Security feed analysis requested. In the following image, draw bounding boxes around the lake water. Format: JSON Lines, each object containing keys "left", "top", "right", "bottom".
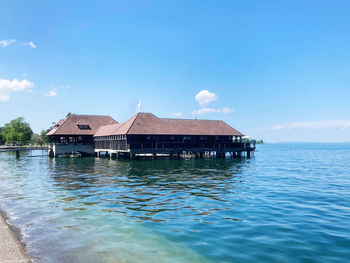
{"left": 0, "top": 143, "right": 349, "bottom": 262}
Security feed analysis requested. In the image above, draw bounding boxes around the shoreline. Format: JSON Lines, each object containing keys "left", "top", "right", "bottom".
{"left": 0, "top": 209, "right": 31, "bottom": 263}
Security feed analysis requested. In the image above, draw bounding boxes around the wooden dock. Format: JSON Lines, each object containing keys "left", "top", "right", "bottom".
{"left": 0, "top": 146, "right": 48, "bottom": 158}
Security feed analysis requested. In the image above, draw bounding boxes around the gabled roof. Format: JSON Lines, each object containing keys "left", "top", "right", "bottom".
{"left": 94, "top": 113, "right": 243, "bottom": 137}
{"left": 93, "top": 123, "right": 124, "bottom": 137}
{"left": 47, "top": 114, "right": 118, "bottom": 136}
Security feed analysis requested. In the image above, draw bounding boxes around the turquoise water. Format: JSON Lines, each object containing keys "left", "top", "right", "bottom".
{"left": 0, "top": 143, "right": 349, "bottom": 262}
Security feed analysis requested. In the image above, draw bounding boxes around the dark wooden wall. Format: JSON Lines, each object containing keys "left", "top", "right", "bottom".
{"left": 127, "top": 135, "right": 241, "bottom": 150}
{"left": 49, "top": 135, "right": 93, "bottom": 145}
{"left": 94, "top": 134, "right": 244, "bottom": 151}
{"left": 94, "top": 139, "right": 127, "bottom": 150}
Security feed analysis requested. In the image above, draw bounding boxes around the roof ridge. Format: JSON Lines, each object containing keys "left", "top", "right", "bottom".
{"left": 111, "top": 122, "right": 124, "bottom": 133}
{"left": 125, "top": 113, "right": 140, "bottom": 134}
{"left": 160, "top": 117, "right": 223, "bottom": 121}
{"left": 70, "top": 114, "right": 112, "bottom": 117}
{"left": 51, "top": 115, "right": 70, "bottom": 135}
{"left": 108, "top": 113, "right": 138, "bottom": 135}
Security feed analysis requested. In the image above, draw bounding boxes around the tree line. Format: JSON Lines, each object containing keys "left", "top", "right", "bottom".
{"left": 0, "top": 117, "right": 51, "bottom": 145}
{"left": 242, "top": 138, "right": 264, "bottom": 144}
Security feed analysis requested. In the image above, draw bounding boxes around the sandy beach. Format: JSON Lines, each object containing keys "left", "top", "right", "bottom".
{"left": 0, "top": 211, "right": 30, "bottom": 263}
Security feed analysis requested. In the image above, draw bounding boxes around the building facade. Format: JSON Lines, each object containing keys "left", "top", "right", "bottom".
{"left": 93, "top": 113, "right": 254, "bottom": 159}
{"left": 47, "top": 114, "right": 117, "bottom": 157}
{"left": 47, "top": 112, "right": 254, "bottom": 158}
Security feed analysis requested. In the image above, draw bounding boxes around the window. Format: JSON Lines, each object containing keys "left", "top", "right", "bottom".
{"left": 200, "top": 136, "right": 207, "bottom": 141}
{"left": 77, "top": 124, "right": 90, "bottom": 129}
{"left": 170, "top": 136, "right": 175, "bottom": 140}
{"left": 184, "top": 136, "right": 191, "bottom": 141}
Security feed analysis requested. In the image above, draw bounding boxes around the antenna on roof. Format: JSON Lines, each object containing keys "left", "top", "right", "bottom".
{"left": 137, "top": 100, "right": 142, "bottom": 113}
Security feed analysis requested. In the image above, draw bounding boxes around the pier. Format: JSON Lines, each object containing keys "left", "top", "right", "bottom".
{"left": 94, "top": 147, "right": 255, "bottom": 160}
{"left": 0, "top": 146, "right": 48, "bottom": 158}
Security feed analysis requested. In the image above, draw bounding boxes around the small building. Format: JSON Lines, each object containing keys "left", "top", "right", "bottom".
{"left": 94, "top": 113, "right": 254, "bottom": 159}
{"left": 47, "top": 114, "right": 117, "bottom": 157}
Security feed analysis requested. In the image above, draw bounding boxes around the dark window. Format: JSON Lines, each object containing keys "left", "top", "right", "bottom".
{"left": 77, "top": 124, "right": 90, "bottom": 129}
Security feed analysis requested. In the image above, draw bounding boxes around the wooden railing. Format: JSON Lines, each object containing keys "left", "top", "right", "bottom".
{"left": 128, "top": 142, "right": 248, "bottom": 150}
{"left": 94, "top": 140, "right": 127, "bottom": 150}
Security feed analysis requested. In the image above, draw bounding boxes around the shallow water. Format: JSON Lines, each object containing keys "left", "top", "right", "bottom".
{"left": 0, "top": 143, "right": 350, "bottom": 262}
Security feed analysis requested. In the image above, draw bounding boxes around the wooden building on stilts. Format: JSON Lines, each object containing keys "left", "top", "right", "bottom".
{"left": 93, "top": 113, "right": 255, "bottom": 159}
{"left": 47, "top": 114, "right": 117, "bottom": 157}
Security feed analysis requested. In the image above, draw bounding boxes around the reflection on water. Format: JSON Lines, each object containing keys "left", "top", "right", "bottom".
{"left": 1, "top": 144, "right": 350, "bottom": 263}
{"left": 1, "top": 152, "right": 251, "bottom": 262}
{"left": 49, "top": 158, "right": 249, "bottom": 224}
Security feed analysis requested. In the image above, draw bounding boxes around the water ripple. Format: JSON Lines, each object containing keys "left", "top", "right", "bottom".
{"left": 0, "top": 144, "right": 350, "bottom": 262}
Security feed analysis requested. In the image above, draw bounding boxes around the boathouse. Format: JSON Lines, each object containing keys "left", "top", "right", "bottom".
{"left": 93, "top": 113, "right": 254, "bottom": 159}
{"left": 47, "top": 114, "right": 117, "bottom": 157}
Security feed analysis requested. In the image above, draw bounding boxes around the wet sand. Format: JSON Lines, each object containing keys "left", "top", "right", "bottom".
{"left": 0, "top": 212, "right": 30, "bottom": 263}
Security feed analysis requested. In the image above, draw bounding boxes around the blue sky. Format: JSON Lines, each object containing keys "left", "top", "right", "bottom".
{"left": 1, "top": 0, "right": 350, "bottom": 142}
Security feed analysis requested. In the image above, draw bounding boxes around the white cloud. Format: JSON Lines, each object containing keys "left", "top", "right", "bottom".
{"left": 193, "top": 89, "right": 234, "bottom": 116}
{"left": 192, "top": 107, "right": 234, "bottom": 115}
{"left": 273, "top": 120, "right": 350, "bottom": 130}
{"left": 0, "top": 39, "right": 37, "bottom": 48}
{"left": 137, "top": 100, "right": 142, "bottom": 112}
{"left": 23, "top": 41, "right": 37, "bottom": 48}
{"left": 0, "top": 39, "right": 16, "bottom": 47}
{"left": 172, "top": 112, "right": 183, "bottom": 117}
{"left": 195, "top": 90, "right": 218, "bottom": 107}
{"left": 42, "top": 84, "right": 69, "bottom": 97}
{"left": 0, "top": 78, "right": 34, "bottom": 101}
{"left": 45, "top": 89, "right": 57, "bottom": 97}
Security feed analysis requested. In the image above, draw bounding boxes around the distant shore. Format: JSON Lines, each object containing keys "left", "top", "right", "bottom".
{"left": 0, "top": 209, "right": 31, "bottom": 262}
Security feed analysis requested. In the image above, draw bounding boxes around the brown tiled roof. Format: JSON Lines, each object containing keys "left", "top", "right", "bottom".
{"left": 94, "top": 123, "right": 124, "bottom": 137}
{"left": 47, "top": 114, "right": 118, "bottom": 136}
{"left": 94, "top": 113, "right": 243, "bottom": 137}
{"left": 57, "top": 119, "right": 65, "bottom": 126}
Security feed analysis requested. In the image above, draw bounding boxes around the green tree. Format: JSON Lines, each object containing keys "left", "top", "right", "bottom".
{"left": 40, "top": 129, "right": 50, "bottom": 143}
{"left": 39, "top": 121, "right": 57, "bottom": 144}
{"left": 241, "top": 137, "right": 264, "bottom": 144}
{"left": 31, "top": 133, "right": 41, "bottom": 144}
{"left": 0, "top": 127, "right": 3, "bottom": 144}
{"left": 2, "top": 117, "right": 33, "bottom": 144}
